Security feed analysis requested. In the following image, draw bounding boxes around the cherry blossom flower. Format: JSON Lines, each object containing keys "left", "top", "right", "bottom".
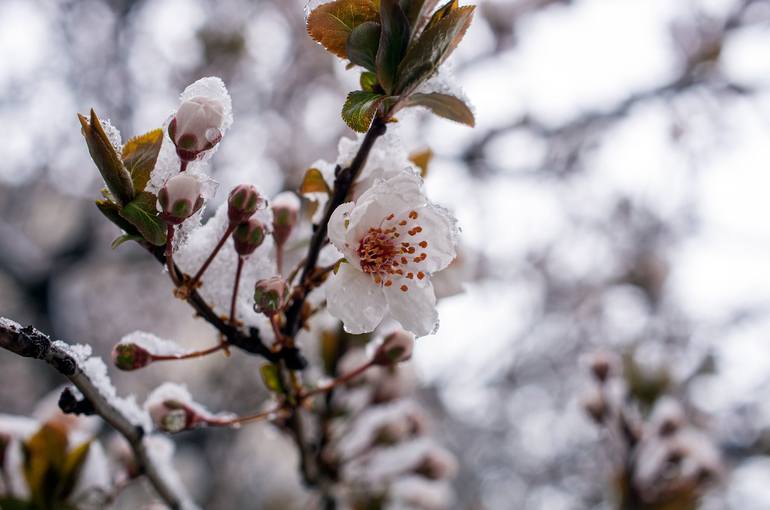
{"left": 326, "top": 171, "right": 458, "bottom": 336}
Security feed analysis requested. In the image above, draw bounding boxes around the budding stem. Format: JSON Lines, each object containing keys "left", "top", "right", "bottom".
{"left": 276, "top": 244, "right": 284, "bottom": 275}
{"left": 229, "top": 256, "right": 244, "bottom": 326}
{"left": 210, "top": 405, "right": 287, "bottom": 427}
{"left": 165, "top": 225, "right": 180, "bottom": 286}
{"left": 302, "top": 359, "right": 376, "bottom": 399}
{"left": 151, "top": 343, "right": 225, "bottom": 362}
{"left": 188, "top": 224, "right": 237, "bottom": 289}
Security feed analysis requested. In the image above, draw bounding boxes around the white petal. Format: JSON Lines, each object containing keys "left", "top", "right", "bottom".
{"left": 415, "top": 203, "right": 458, "bottom": 273}
{"left": 326, "top": 263, "right": 386, "bottom": 334}
{"left": 383, "top": 277, "right": 438, "bottom": 337}
{"left": 328, "top": 202, "right": 356, "bottom": 260}
{"left": 352, "top": 170, "right": 427, "bottom": 228}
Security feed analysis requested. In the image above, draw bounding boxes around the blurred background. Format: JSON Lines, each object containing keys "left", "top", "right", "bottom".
{"left": 2, "top": 0, "right": 770, "bottom": 508}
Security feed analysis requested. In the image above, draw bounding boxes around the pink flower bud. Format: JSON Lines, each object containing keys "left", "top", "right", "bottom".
{"left": 253, "top": 276, "right": 289, "bottom": 315}
{"left": 271, "top": 191, "right": 300, "bottom": 247}
{"left": 148, "top": 400, "right": 196, "bottom": 433}
{"left": 373, "top": 330, "right": 415, "bottom": 366}
{"left": 227, "top": 184, "right": 264, "bottom": 225}
{"left": 168, "top": 96, "right": 225, "bottom": 162}
{"left": 232, "top": 218, "right": 267, "bottom": 256}
{"left": 112, "top": 343, "right": 153, "bottom": 371}
{"left": 158, "top": 174, "right": 204, "bottom": 225}
{"left": 416, "top": 447, "right": 459, "bottom": 480}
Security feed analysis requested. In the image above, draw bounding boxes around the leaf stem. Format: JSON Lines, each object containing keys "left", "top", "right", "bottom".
{"left": 230, "top": 256, "right": 245, "bottom": 326}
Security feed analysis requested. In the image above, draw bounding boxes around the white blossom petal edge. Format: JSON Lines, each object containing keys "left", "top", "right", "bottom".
{"left": 326, "top": 171, "right": 458, "bottom": 336}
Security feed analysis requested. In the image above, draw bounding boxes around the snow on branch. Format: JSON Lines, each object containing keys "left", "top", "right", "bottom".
{"left": 0, "top": 316, "right": 198, "bottom": 510}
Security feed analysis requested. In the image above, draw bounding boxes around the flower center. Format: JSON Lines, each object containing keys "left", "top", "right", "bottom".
{"left": 354, "top": 210, "right": 430, "bottom": 292}
{"left": 357, "top": 227, "right": 398, "bottom": 277}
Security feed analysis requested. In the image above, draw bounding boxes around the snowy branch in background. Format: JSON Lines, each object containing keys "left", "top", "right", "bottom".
{"left": 0, "top": 317, "right": 197, "bottom": 510}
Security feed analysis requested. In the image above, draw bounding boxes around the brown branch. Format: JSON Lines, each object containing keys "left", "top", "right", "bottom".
{"left": 148, "top": 246, "right": 278, "bottom": 363}
{"left": 283, "top": 116, "right": 388, "bottom": 338}
{"left": 0, "top": 317, "right": 192, "bottom": 510}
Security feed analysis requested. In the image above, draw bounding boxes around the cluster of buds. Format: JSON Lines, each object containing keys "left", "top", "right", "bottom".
{"left": 168, "top": 96, "right": 225, "bottom": 162}
{"left": 158, "top": 174, "right": 204, "bottom": 225}
{"left": 581, "top": 351, "right": 722, "bottom": 507}
{"left": 253, "top": 276, "right": 289, "bottom": 315}
{"left": 323, "top": 346, "right": 458, "bottom": 509}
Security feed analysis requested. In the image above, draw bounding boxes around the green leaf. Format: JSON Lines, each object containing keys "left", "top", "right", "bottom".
{"left": 260, "top": 364, "right": 285, "bottom": 394}
{"left": 122, "top": 129, "right": 163, "bottom": 193}
{"left": 394, "top": 5, "right": 474, "bottom": 94}
{"left": 376, "top": 0, "right": 411, "bottom": 94}
{"left": 360, "top": 71, "right": 380, "bottom": 92}
{"left": 347, "top": 21, "right": 381, "bottom": 72}
{"left": 409, "top": 147, "right": 434, "bottom": 177}
{"left": 422, "top": 0, "right": 457, "bottom": 33}
{"left": 119, "top": 192, "right": 167, "bottom": 246}
{"left": 111, "top": 233, "right": 144, "bottom": 249}
{"left": 406, "top": 92, "right": 475, "bottom": 126}
{"left": 78, "top": 109, "right": 134, "bottom": 206}
{"left": 306, "top": 0, "right": 379, "bottom": 59}
{"left": 0, "top": 497, "right": 38, "bottom": 510}
{"left": 95, "top": 199, "right": 140, "bottom": 235}
{"left": 57, "top": 441, "right": 91, "bottom": 499}
{"left": 300, "top": 168, "right": 331, "bottom": 197}
{"left": 22, "top": 422, "right": 69, "bottom": 506}
{"left": 341, "top": 91, "right": 388, "bottom": 132}
{"left": 406, "top": 0, "right": 441, "bottom": 38}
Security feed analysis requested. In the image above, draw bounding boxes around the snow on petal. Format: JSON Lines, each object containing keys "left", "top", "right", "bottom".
{"left": 326, "top": 262, "right": 387, "bottom": 335}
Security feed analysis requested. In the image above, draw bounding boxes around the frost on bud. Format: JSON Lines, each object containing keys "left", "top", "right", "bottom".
{"left": 168, "top": 96, "right": 225, "bottom": 162}
{"left": 112, "top": 343, "right": 152, "bottom": 371}
{"left": 158, "top": 174, "right": 204, "bottom": 224}
{"left": 148, "top": 400, "right": 196, "bottom": 433}
{"left": 253, "top": 276, "right": 289, "bottom": 315}
{"left": 271, "top": 191, "right": 300, "bottom": 247}
{"left": 232, "top": 218, "right": 267, "bottom": 256}
{"left": 374, "top": 331, "right": 415, "bottom": 366}
{"left": 228, "top": 184, "right": 264, "bottom": 225}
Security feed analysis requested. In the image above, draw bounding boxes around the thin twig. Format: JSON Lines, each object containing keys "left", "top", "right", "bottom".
{"left": 0, "top": 317, "right": 191, "bottom": 510}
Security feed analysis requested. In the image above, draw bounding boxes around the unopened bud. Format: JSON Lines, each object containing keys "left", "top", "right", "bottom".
{"left": 416, "top": 448, "right": 459, "bottom": 480}
{"left": 253, "top": 276, "right": 289, "bottom": 315}
{"left": 168, "top": 96, "right": 225, "bottom": 162}
{"left": 158, "top": 174, "right": 204, "bottom": 224}
{"left": 112, "top": 343, "right": 153, "bottom": 371}
{"left": 271, "top": 191, "right": 300, "bottom": 246}
{"left": 232, "top": 218, "right": 266, "bottom": 256}
{"left": 148, "top": 400, "right": 196, "bottom": 433}
{"left": 373, "top": 331, "right": 415, "bottom": 366}
{"left": 582, "top": 389, "right": 606, "bottom": 424}
{"left": 587, "top": 351, "right": 619, "bottom": 384}
{"left": 228, "top": 184, "right": 264, "bottom": 225}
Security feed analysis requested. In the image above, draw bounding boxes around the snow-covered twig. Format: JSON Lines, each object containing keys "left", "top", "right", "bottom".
{"left": 0, "top": 316, "right": 195, "bottom": 510}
